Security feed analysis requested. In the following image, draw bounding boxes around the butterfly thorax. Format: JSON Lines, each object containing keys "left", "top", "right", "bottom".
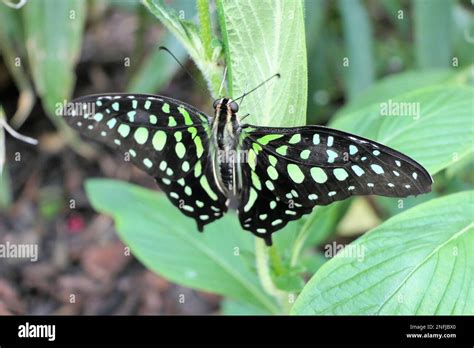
{"left": 210, "top": 98, "right": 243, "bottom": 202}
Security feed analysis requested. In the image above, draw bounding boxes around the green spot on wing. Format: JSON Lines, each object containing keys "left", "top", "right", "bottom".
{"left": 289, "top": 134, "right": 301, "bottom": 144}
{"left": 199, "top": 176, "right": 218, "bottom": 201}
{"left": 178, "top": 106, "right": 193, "bottom": 126}
{"left": 118, "top": 124, "right": 130, "bottom": 137}
{"left": 187, "top": 127, "right": 197, "bottom": 139}
{"left": 268, "top": 155, "right": 277, "bottom": 167}
{"left": 194, "top": 161, "right": 202, "bottom": 177}
{"left": 152, "top": 131, "right": 167, "bottom": 151}
{"left": 257, "top": 134, "right": 284, "bottom": 145}
{"left": 252, "top": 142, "right": 262, "bottom": 153}
{"left": 349, "top": 144, "right": 358, "bottom": 155}
{"left": 93, "top": 113, "right": 103, "bottom": 122}
{"left": 267, "top": 166, "right": 278, "bottom": 180}
{"left": 168, "top": 116, "right": 177, "bottom": 127}
{"left": 127, "top": 111, "right": 136, "bottom": 122}
{"left": 287, "top": 164, "right": 305, "bottom": 184}
{"left": 352, "top": 165, "right": 365, "bottom": 176}
{"left": 149, "top": 115, "right": 158, "bottom": 124}
{"left": 248, "top": 149, "right": 257, "bottom": 171}
{"left": 143, "top": 158, "right": 153, "bottom": 168}
{"left": 175, "top": 142, "right": 186, "bottom": 159}
{"left": 194, "top": 136, "right": 204, "bottom": 158}
{"left": 371, "top": 164, "right": 384, "bottom": 174}
{"left": 244, "top": 188, "right": 258, "bottom": 212}
{"left": 251, "top": 172, "right": 262, "bottom": 190}
{"left": 162, "top": 103, "right": 170, "bottom": 113}
{"left": 333, "top": 168, "right": 349, "bottom": 181}
{"left": 106, "top": 118, "right": 117, "bottom": 129}
{"left": 326, "top": 149, "right": 338, "bottom": 163}
{"left": 134, "top": 127, "right": 149, "bottom": 144}
{"left": 276, "top": 145, "right": 288, "bottom": 156}
{"left": 311, "top": 167, "right": 328, "bottom": 183}
{"left": 300, "top": 149, "right": 311, "bottom": 159}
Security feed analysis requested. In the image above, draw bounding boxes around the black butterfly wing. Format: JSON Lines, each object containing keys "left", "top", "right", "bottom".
{"left": 63, "top": 93, "right": 227, "bottom": 229}
{"left": 238, "top": 125, "right": 433, "bottom": 245}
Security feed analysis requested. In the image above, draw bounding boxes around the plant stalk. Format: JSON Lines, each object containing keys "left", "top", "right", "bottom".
{"left": 290, "top": 209, "right": 319, "bottom": 267}
{"left": 255, "top": 238, "right": 290, "bottom": 313}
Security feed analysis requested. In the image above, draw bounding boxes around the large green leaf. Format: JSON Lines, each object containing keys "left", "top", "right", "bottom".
{"left": 85, "top": 179, "right": 279, "bottom": 314}
{"left": 0, "top": 4, "right": 34, "bottom": 127}
{"left": 221, "top": 298, "right": 270, "bottom": 315}
{"left": 337, "top": 0, "right": 375, "bottom": 100}
{"left": 216, "top": 0, "right": 307, "bottom": 126}
{"left": 127, "top": 0, "right": 196, "bottom": 93}
{"left": 414, "top": 0, "right": 452, "bottom": 69}
{"left": 292, "top": 190, "right": 474, "bottom": 315}
{"left": 335, "top": 69, "right": 456, "bottom": 116}
{"left": 142, "top": 0, "right": 223, "bottom": 95}
{"left": 22, "top": 0, "right": 86, "bottom": 116}
{"left": 126, "top": 34, "right": 187, "bottom": 94}
{"left": 330, "top": 85, "right": 474, "bottom": 175}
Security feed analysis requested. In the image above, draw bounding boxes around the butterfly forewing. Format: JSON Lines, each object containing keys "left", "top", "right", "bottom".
{"left": 238, "top": 125, "right": 432, "bottom": 244}
{"left": 63, "top": 93, "right": 228, "bottom": 230}
{"left": 63, "top": 94, "right": 210, "bottom": 180}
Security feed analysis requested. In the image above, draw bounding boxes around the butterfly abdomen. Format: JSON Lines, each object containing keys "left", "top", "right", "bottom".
{"left": 212, "top": 98, "right": 242, "bottom": 196}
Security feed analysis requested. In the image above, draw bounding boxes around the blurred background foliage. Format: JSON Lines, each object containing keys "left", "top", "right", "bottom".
{"left": 0, "top": 0, "right": 473, "bottom": 315}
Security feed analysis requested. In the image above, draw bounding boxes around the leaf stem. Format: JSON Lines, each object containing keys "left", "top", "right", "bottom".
{"left": 255, "top": 238, "right": 289, "bottom": 313}
{"left": 197, "top": 0, "right": 213, "bottom": 60}
{"left": 215, "top": 0, "right": 233, "bottom": 96}
{"left": 0, "top": 114, "right": 38, "bottom": 145}
{"left": 290, "top": 209, "right": 319, "bottom": 267}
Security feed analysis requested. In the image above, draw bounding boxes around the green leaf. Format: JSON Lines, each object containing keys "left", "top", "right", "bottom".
{"left": 272, "top": 267, "right": 305, "bottom": 292}
{"left": 452, "top": 4, "right": 474, "bottom": 70}
{"left": 330, "top": 85, "right": 474, "bottom": 175}
{"left": 288, "top": 201, "right": 351, "bottom": 268}
{"left": 21, "top": 0, "right": 94, "bottom": 157}
{"left": 127, "top": 0, "right": 197, "bottom": 94}
{"left": 220, "top": 298, "right": 270, "bottom": 315}
{"left": 337, "top": 0, "right": 375, "bottom": 100}
{"left": 22, "top": 0, "right": 86, "bottom": 116}
{"left": 0, "top": 5, "right": 35, "bottom": 127}
{"left": 0, "top": 167, "right": 12, "bottom": 211}
{"left": 335, "top": 69, "right": 456, "bottom": 116}
{"left": 196, "top": 0, "right": 213, "bottom": 60}
{"left": 216, "top": 0, "right": 307, "bottom": 127}
{"left": 85, "top": 178, "right": 279, "bottom": 314}
{"left": 292, "top": 190, "right": 474, "bottom": 315}
{"left": 142, "top": 0, "right": 223, "bottom": 95}
{"left": 414, "top": 0, "right": 452, "bottom": 69}
{"left": 126, "top": 32, "right": 187, "bottom": 94}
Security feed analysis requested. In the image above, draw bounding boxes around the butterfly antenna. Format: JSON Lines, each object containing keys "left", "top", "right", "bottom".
{"left": 159, "top": 46, "right": 213, "bottom": 99}
{"left": 218, "top": 66, "right": 228, "bottom": 97}
{"left": 234, "top": 73, "right": 280, "bottom": 103}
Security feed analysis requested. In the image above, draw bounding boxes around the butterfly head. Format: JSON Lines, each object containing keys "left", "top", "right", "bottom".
{"left": 213, "top": 98, "right": 239, "bottom": 114}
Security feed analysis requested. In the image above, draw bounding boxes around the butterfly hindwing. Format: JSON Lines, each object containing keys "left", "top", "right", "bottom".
{"left": 238, "top": 125, "right": 433, "bottom": 244}
{"left": 63, "top": 93, "right": 227, "bottom": 230}
{"left": 155, "top": 159, "right": 228, "bottom": 231}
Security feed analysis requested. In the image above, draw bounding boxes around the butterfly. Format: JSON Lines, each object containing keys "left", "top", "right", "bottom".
{"left": 63, "top": 92, "right": 432, "bottom": 245}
